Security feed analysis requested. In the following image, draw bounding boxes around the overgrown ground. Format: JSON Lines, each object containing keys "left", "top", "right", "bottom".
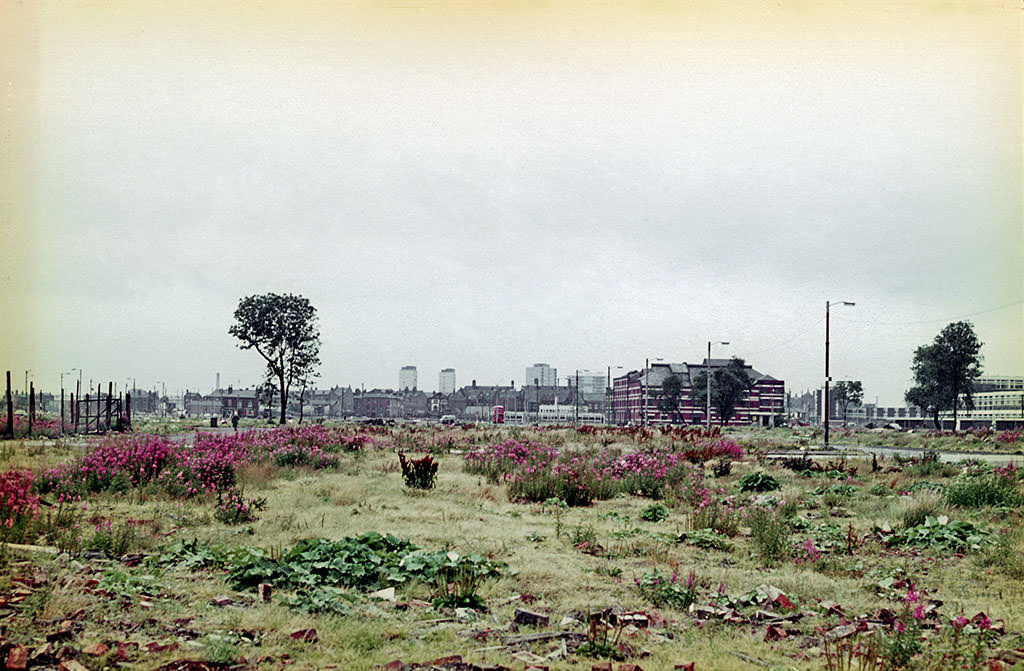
{"left": 1, "top": 421, "right": 1022, "bottom": 671}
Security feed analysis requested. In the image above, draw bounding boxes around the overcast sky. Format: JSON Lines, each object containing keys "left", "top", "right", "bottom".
{"left": 2, "top": 1, "right": 1021, "bottom": 406}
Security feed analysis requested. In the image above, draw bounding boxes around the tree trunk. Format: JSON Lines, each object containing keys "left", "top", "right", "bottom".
{"left": 932, "top": 408, "right": 941, "bottom": 430}
{"left": 278, "top": 372, "right": 287, "bottom": 425}
{"left": 298, "top": 384, "right": 306, "bottom": 424}
{"left": 952, "top": 380, "right": 959, "bottom": 431}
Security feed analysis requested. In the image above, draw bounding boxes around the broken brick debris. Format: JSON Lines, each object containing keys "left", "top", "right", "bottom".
{"left": 288, "top": 628, "right": 318, "bottom": 643}
{"left": 58, "top": 661, "right": 89, "bottom": 671}
{"left": 513, "top": 608, "right": 550, "bottom": 627}
{"left": 6, "top": 645, "right": 28, "bottom": 671}
{"left": 82, "top": 642, "right": 109, "bottom": 656}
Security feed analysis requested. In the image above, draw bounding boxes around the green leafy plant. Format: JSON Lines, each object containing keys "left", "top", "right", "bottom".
{"left": 214, "top": 487, "right": 266, "bottom": 525}
{"left": 96, "top": 568, "right": 166, "bottom": 598}
{"left": 886, "top": 515, "right": 988, "bottom": 552}
{"left": 639, "top": 503, "right": 669, "bottom": 522}
{"left": 151, "top": 537, "right": 229, "bottom": 569}
{"left": 680, "top": 528, "right": 733, "bottom": 551}
{"left": 400, "top": 550, "right": 506, "bottom": 611}
{"left": 634, "top": 568, "right": 701, "bottom": 610}
{"left": 571, "top": 524, "right": 598, "bottom": 546}
{"left": 739, "top": 471, "right": 780, "bottom": 492}
{"left": 282, "top": 585, "right": 358, "bottom": 614}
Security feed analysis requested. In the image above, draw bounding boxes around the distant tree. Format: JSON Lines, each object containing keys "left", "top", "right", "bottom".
{"left": 832, "top": 380, "right": 864, "bottom": 427}
{"left": 691, "top": 358, "right": 752, "bottom": 426}
{"left": 659, "top": 374, "right": 684, "bottom": 422}
{"left": 229, "top": 293, "right": 321, "bottom": 425}
{"left": 904, "top": 321, "right": 983, "bottom": 430}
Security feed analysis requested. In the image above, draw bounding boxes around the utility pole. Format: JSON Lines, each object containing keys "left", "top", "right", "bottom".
{"left": 824, "top": 300, "right": 855, "bottom": 449}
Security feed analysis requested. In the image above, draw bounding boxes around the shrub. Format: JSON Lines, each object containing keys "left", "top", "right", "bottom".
{"left": 692, "top": 498, "right": 743, "bottom": 537}
{"left": 747, "top": 505, "right": 791, "bottom": 565}
{"left": 213, "top": 487, "right": 266, "bottom": 525}
{"left": 83, "top": 518, "right": 139, "bottom": 555}
{"left": 975, "top": 527, "right": 1024, "bottom": 579}
{"left": 995, "top": 429, "right": 1022, "bottom": 444}
{"left": 398, "top": 452, "right": 438, "bottom": 490}
{"left": 639, "top": 503, "right": 669, "bottom": 522}
{"left": 946, "top": 471, "right": 1021, "bottom": 509}
{"left": 634, "top": 569, "right": 701, "bottom": 610}
{"left": 0, "top": 470, "right": 41, "bottom": 543}
{"left": 738, "top": 471, "right": 780, "bottom": 492}
{"left": 792, "top": 539, "right": 822, "bottom": 565}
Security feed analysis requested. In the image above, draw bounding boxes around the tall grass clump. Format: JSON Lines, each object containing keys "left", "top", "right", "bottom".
{"left": 747, "top": 503, "right": 791, "bottom": 565}
{"left": 946, "top": 463, "right": 1022, "bottom": 509}
{"left": 901, "top": 491, "right": 947, "bottom": 529}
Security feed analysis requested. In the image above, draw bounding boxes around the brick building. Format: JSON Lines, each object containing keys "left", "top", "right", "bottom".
{"left": 611, "top": 359, "right": 784, "bottom": 427}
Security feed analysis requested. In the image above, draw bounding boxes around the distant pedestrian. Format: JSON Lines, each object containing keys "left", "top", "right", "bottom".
{"left": 231, "top": 411, "right": 239, "bottom": 432}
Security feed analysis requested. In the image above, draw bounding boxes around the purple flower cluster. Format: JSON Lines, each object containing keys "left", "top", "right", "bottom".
{"left": 464, "top": 437, "right": 742, "bottom": 506}
{"left": 0, "top": 470, "right": 40, "bottom": 529}
{"left": 2, "top": 414, "right": 64, "bottom": 439}
{"left": 996, "top": 429, "right": 1022, "bottom": 444}
{"left": 35, "top": 425, "right": 379, "bottom": 500}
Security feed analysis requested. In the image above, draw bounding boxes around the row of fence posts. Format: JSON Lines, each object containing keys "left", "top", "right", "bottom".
{"left": 2, "top": 369, "right": 131, "bottom": 438}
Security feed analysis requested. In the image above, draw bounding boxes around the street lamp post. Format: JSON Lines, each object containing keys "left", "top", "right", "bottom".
{"left": 824, "top": 300, "right": 855, "bottom": 449}
{"left": 574, "top": 370, "right": 579, "bottom": 426}
{"left": 706, "top": 341, "right": 729, "bottom": 432}
{"left": 606, "top": 365, "right": 623, "bottom": 425}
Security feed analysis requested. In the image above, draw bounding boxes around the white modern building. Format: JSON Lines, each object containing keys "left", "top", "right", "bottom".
{"left": 572, "top": 372, "right": 607, "bottom": 395}
{"left": 943, "top": 376, "right": 1024, "bottom": 428}
{"left": 439, "top": 368, "right": 456, "bottom": 395}
{"left": 525, "top": 363, "right": 557, "bottom": 387}
{"left": 399, "top": 366, "right": 418, "bottom": 391}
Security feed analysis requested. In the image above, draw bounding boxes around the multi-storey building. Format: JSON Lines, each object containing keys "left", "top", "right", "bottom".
{"left": 354, "top": 390, "right": 405, "bottom": 418}
{"left": 399, "top": 366, "right": 418, "bottom": 391}
{"left": 611, "top": 359, "right": 785, "bottom": 427}
{"left": 571, "top": 372, "right": 607, "bottom": 395}
{"left": 439, "top": 368, "right": 456, "bottom": 395}
{"left": 525, "top": 363, "right": 557, "bottom": 387}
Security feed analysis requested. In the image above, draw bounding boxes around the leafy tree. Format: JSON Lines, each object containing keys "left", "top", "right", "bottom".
{"left": 832, "top": 380, "right": 863, "bottom": 427}
{"left": 229, "top": 293, "right": 321, "bottom": 425}
{"left": 691, "top": 358, "right": 752, "bottom": 426}
{"left": 658, "top": 374, "right": 684, "bottom": 422}
{"left": 904, "top": 321, "right": 983, "bottom": 429}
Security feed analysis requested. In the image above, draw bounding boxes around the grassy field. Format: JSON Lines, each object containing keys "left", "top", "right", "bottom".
{"left": 1, "top": 421, "right": 1022, "bottom": 671}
